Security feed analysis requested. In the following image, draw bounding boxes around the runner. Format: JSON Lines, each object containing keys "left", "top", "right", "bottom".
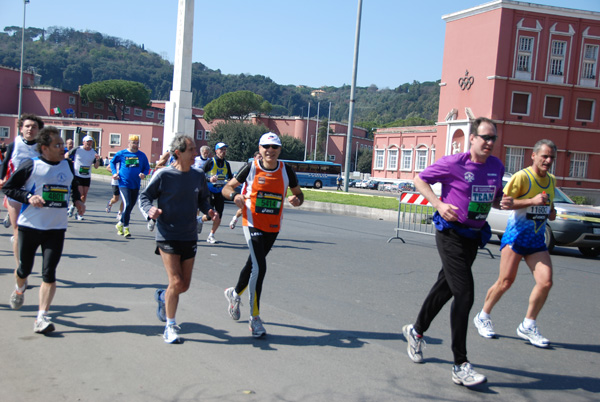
{"left": 474, "top": 139, "right": 557, "bottom": 348}
{"left": 3, "top": 126, "right": 84, "bottom": 334}
{"left": 105, "top": 160, "right": 123, "bottom": 221}
{"left": 221, "top": 132, "right": 304, "bottom": 337}
{"left": 0, "top": 114, "right": 44, "bottom": 267}
{"left": 202, "top": 142, "right": 233, "bottom": 243}
{"left": 109, "top": 135, "right": 150, "bottom": 238}
{"left": 193, "top": 145, "right": 211, "bottom": 170}
{"left": 401, "top": 117, "right": 512, "bottom": 386}
{"left": 139, "top": 134, "right": 216, "bottom": 343}
{"left": 67, "top": 135, "right": 100, "bottom": 220}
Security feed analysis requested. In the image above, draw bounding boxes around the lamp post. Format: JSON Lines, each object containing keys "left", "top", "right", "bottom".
{"left": 17, "top": 0, "right": 30, "bottom": 119}
{"left": 355, "top": 141, "right": 359, "bottom": 171}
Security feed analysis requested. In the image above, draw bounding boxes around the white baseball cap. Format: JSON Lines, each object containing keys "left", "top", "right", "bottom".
{"left": 82, "top": 135, "right": 94, "bottom": 143}
{"left": 215, "top": 142, "right": 228, "bottom": 150}
{"left": 259, "top": 132, "right": 282, "bottom": 147}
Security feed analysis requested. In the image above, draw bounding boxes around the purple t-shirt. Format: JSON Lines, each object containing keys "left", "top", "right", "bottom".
{"left": 419, "top": 152, "right": 504, "bottom": 229}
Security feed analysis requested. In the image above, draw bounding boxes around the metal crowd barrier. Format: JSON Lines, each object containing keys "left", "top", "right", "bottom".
{"left": 388, "top": 191, "right": 494, "bottom": 259}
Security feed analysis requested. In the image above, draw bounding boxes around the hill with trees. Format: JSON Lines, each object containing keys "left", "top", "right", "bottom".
{"left": 0, "top": 26, "right": 439, "bottom": 128}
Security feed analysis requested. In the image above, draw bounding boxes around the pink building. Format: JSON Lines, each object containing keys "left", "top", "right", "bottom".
{"left": 374, "top": 0, "right": 600, "bottom": 197}
{"left": 0, "top": 65, "right": 370, "bottom": 166}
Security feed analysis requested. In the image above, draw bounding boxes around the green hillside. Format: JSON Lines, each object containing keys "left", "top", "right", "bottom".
{"left": 0, "top": 26, "right": 439, "bottom": 127}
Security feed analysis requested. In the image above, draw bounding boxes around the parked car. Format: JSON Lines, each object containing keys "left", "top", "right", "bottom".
{"left": 397, "top": 182, "right": 416, "bottom": 192}
{"left": 367, "top": 180, "right": 380, "bottom": 190}
{"left": 487, "top": 177, "right": 600, "bottom": 257}
{"left": 348, "top": 179, "right": 358, "bottom": 188}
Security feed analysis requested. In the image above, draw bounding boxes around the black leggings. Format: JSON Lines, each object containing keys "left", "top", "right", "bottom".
{"left": 414, "top": 228, "right": 479, "bottom": 365}
{"left": 235, "top": 227, "right": 278, "bottom": 317}
{"left": 17, "top": 227, "right": 65, "bottom": 283}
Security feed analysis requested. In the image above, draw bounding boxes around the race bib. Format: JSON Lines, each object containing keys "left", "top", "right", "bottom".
{"left": 255, "top": 191, "right": 283, "bottom": 215}
{"left": 468, "top": 185, "right": 495, "bottom": 220}
{"left": 526, "top": 205, "right": 550, "bottom": 221}
{"left": 79, "top": 165, "right": 91, "bottom": 175}
{"left": 42, "top": 184, "right": 68, "bottom": 208}
{"left": 125, "top": 156, "right": 140, "bottom": 167}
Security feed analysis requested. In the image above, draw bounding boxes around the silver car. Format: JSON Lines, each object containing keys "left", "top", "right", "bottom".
{"left": 487, "top": 179, "right": 600, "bottom": 257}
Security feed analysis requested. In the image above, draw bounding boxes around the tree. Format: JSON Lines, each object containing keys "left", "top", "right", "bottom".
{"left": 279, "top": 135, "right": 305, "bottom": 161}
{"left": 356, "top": 149, "right": 372, "bottom": 174}
{"left": 80, "top": 79, "right": 151, "bottom": 120}
{"left": 203, "top": 90, "right": 272, "bottom": 123}
{"left": 209, "top": 121, "right": 269, "bottom": 161}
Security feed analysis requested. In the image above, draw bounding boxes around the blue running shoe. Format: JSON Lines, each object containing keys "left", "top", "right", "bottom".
{"left": 154, "top": 289, "right": 166, "bottom": 322}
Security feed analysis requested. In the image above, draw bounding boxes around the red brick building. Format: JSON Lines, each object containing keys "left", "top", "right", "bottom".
{"left": 373, "top": 0, "right": 600, "bottom": 199}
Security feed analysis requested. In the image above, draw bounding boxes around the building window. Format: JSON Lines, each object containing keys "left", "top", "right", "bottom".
{"left": 0, "top": 126, "right": 10, "bottom": 138}
{"left": 107, "top": 116, "right": 116, "bottom": 121}
{"left": 328, "top": 155, "right": 336, "bottom": 161}
{"left": 204, "top": 130, "right": 210, "bottom": 140}
{"left": 387, "top": 149, "right": 398, "bottom": 170}
{"left": 146, "top": 111, "right": 155, "bottom": 118}
{"left": 80, "top": 112, "right": 89, "bottom": 118}
{"left": 69, "top": 96, "right": 76, "bottom": 105}
{"left": 505, "top": 147, "right": 525, "bottom": 174}
{"left": 157, "top": 113, "right": 164, "bottom": 120}
{"left": 94, "top": 102, "right": 104, "bottom": 109}
{"left": 134, "top": 108, "right": 143, "bottom": 117}
{"left": 544, "top": 96, "right": 563, "bottom": 119}
{"left": 582, "top": 44, "right": 598, "bottom": 79}
{"left": 374, "top": 149, "right": 384, "bottom": 169}
{"left": 576, "top": 99, "right": 594, "bottom": 121}
{"left": 124, "top": 106, "right": 130, "bottom": 115}
{"left": 549, "top": 40, "right": 566, "bottom": 76}
{"left": 110, "top": 133, "right": 121, "bottom": 146}
{"left": 196, "top": 130, "right": 203, "bottom": 140}
{"left": 511, "top": 92, "right": 531, "bottom": 115}
{"left": 93, "top": 114, "right": 103, "bottom": 119}
{"left": 517, "top": 36, "right": 534, "bottom": 72}
{"left": 401, "top": 149, "right": 413, "bottom": 171}
{"left": 81, "top": 98, "right": 89, "bottom": 107}
{"left": 569, "top": 152, "right": 588, "bottom": 178}
{"left": 415, "top": 148, "right": 428, "bottom": 171}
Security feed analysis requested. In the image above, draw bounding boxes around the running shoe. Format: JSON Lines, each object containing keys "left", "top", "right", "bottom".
{"left": 154, "top": 289, "right": 166, "bottom": 322}
{"left": 207, "top": 234, "right": 216, "bottom": 244}
{"left": 452, "top": 362, "right": 487, "bottom": 387}
{"left": 147, "top": 219, "right": 155, "bottom": 232}
{"left": 10, "top": 289, "right": 25, "bottom": 310}
{"left": 2, "top": 215, "right": 11, "bottom": 228}
{"left": 249, "top": 316, "right": 266, "bottom": 337}
{"left": 68, "top": 205, "right": 75, "bottom": 217}
{"left": 76, "top": 214, "right": 84, "bottom": 221}
{"left": 229, "top": 216, "right": 238, "bottom": 230}
{"left": 517, "top": 323, "right": 549, "bottom": 348}
{"left": 402, "top": 324, "right": 425, "bottom": 363}
{"left": 473, "top": 313, "right": 496, "bottom": 338}
{"left": 163, "top": 324, "right": 181, "bottom": 344}
{"left": 197, "top": 217, "right": 203, "bottom": 234}
{"left": 123, "top": 227, "right": 131, "bottom": 238}
{"left": 116, "top": 222, "right": 124, "bottom": 236}
{"left": 224, "top": 287, "right": 241, "bottom": 320}
{"left": 106, "top": 200, "right": 112, "bottom": 213}
{"left": 33, "top": 316, "right": 55, "bottom": 334}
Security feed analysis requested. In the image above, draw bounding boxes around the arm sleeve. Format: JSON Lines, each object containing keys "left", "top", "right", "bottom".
{"left": 142, "top": 154, "right": 150, "bottom": 175}
{"left": 2, "top": 158, "right": 34, "bottom": 202}
{"left": 284, "top": 164, "right": 299, "bottom": 188}
{"left": 234, "top": 162, "right": 252, "bottom": 184}
{"left": 203, "top": 159, "right": 214, "bottom": 174}
{"left": 109, "top": 153, "right": 119, "bottom": 175}
{"left": 226, "top": 161, "right": 234, "bottom": 180}
{"left": 138, "top": 171, "right": 160, "bottom": 219}
{"left": 0, "top": 143, "right": 15, "bottom": 179}
{"left": 68, "top": 147, "right": 77, "bottom": 161}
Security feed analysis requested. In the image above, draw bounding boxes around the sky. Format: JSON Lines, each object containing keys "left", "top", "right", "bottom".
{"left": 2, "top": 0, "right": 600, "bottom": 89}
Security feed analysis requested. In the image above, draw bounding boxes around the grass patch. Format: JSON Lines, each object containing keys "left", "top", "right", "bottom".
{"left": 297, "top": 189, "right": 399, "bottom": 210}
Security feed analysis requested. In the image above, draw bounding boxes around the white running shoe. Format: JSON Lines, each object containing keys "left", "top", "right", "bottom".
{"left": 452, "top": 362, "right": 487, "bottom": 387}
{"left": 68, "top": 205, "right": 75, "bottom": 217}
{"left": 105, "top": 201, "right": 112, "bottom": 213}
{"left": 2, "top": 215, "right": 11, "bottom": 228}
{"left": 473, "top": 314, "right": 496, "bottom": 338}
{"left": 163, "top": 324, "right": 181, "bottom": 344}
{"left": 224, "top": 287, "right": 241, "bottom": 320}
{"left": 76, "top": 214, "right": 84, "bottom": 221}
{"left": 147, "top": 219, "right": 155, "bottom": 232}
{"left": 517, "top": 323, "right": 549, "bottom": 348}
{"left": 207, "top": 234, "right": 216, "bottom": 244}
{"left": 34, "top": 316, "right": 55, "bottom": 334}
{"left": 402, "top": 324, "right": 425, "bottom": 363}
{"left": 10, "top": 289, "right": 25, "bottom": 310}
{"left": 249, "top": 316, "right": 266, "bottom": 337}
{"left": 229, "top": 216, "right": 238, "bottom": 229}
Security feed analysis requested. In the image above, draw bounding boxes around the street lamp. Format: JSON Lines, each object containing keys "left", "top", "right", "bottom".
{"left": 355, "top": 141, "right": 359, "bottom": 171}
{"left": 17, "top": 0, "right": 30, "bottom": 119}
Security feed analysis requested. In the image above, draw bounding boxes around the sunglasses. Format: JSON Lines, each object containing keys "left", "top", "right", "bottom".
{"left": 262, "top": 145, "right": 280, "bottom": 149}
{"left": 476, "top": 134, "right": 498, "bottom": 142}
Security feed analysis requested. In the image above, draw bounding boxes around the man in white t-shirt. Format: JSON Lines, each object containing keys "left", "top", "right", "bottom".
{"left": 67, "top": 135, "right": 100, "bottom": 220}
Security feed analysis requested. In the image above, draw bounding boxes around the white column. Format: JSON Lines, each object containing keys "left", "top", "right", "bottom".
{"left": 163, "top": 0, "right": 195, "bottom": 153}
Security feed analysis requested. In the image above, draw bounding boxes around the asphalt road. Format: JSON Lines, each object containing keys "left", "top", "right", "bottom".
{"left": 0, "top": 180, "right": 598, "bottom": 402}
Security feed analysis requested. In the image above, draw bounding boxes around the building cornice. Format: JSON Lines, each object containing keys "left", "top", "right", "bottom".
{"left": 443, "top": 0, "right": 600, "bottom": 23}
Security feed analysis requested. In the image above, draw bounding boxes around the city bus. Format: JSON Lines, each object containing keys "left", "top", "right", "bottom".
{"left": 280, "top": 160, "right": 342, "bottom": 189}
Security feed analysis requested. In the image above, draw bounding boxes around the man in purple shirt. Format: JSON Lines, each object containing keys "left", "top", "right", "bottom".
{"left": 402, "top": 117, "right": 513, "bottom": 387}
